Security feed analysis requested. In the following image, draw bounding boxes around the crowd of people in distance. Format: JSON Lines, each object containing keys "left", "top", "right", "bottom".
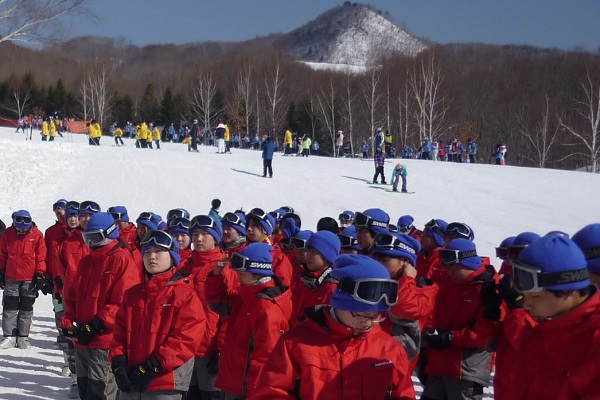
{"left": 1, "top": 197, "right": 599, "bottom": 400}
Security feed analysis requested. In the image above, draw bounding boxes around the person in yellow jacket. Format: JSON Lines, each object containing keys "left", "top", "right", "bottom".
{"left": 283, "top": 129, "right": 292, "bottom": 155}
{"left": 224, "top": 123, "right": 231, "bottom": 153}
{"left": 49, "top": 119, "right": 57, "bottom": 141}
{"left": 112, "top": 125, "right": 125, "bottom": 146}
{"left": 301, "top": 134, "right": 312, "bottom": 157}
{"left": 41, "top": 118, "right": 49, "bottom": 141}
{"left": 153, "top": 124, "right": 161, "bottom": 150}
{"left": 183, "top": 131, "right": 192, "bottom": 152}
{"left": 89, "top": 119, "right": 102, "bottom": 145}
{"left": 137, "top": 121, "right": 149, "bottom": 148}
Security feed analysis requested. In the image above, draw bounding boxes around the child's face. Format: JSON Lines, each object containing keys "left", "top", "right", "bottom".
{"left": 246, "top": 220, "right": 267, "bottom": 243}
{"left": 374, "top": 254, "right": 406, "bottom": 278}
{"left": 192, "top": 229, "right": 216, "bottom": 252}
{"left": 173, "top": 232, "right": 191, "bottom": 250}
{"left": 522, "top": 290, "right": 577, "bottom": 322}
{"left": 357, "top": 228, "right": 374, "bottom": 250}
{"left": 305, "top": 248, "right": 328, "bottom": 272}
{"left": 221, "top": 225, "right": 240, "bottom": 245}
{"left": 143, "top": 247, "right": 172, "bottom": 275}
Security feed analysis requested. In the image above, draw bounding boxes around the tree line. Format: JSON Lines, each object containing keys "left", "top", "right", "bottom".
{"left": 0, "top": 38, "right": 599, "bottom": 170}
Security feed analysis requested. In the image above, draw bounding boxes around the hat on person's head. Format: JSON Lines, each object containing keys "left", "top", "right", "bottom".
{"left": 496, "top": 235, "right": 516, "bottom": 259}
{"left": 12, "top": 210, "right": 32, "bottom": 230}
{"left": 339, "top": 210, "right": 355, "bottom": 224}
{"left": 518, "top": 234, "right": 589, "bottom": 291}
{"left": 168, "top": 217, "right": 191, "bottom": 237}
{"left": 108, "top": 206, "right": 129, "bottom": 222}
{"left": 235, "top": 243, "right": 273, "bottom": 276}
{"left": 269, "top": 208, "right": 287, "bottom": 223}
{"left": 221, "top": 212, "right": 247, "bottom": 236}
{"left": 331, "top": 254, "right": 397, "bottom": 313}
{"left": 53, "top": 199, "right": 68, "bottom": 211}
{"left": 65, "top": 206, "right": 79, "bottom": 219}
{"left": 442, "top": 238, "right": 481, "bottom": 270}
{"left": 78, "top": 200, "right": 101, "bottom": 216}
{"left": 397, "top": 215, "right": 414, "bottom": 233}
{"left": 86, "top": 212, "right": 119, "bottom": 240}
{"left": 423, "top": 218, "right": 448, "bottom": 247}
{"left": 141, "top": 230, "right": 181, "bottom": 267}
{"left": 282, "top": 218, "right": 299, "bottom": 239}
{"left": 371, "top": 232, "right": 421, "bottom": 266}
{"left": 356, "top": 208, "right": 390, "bottom": 235}
{"left": 246, "top": 208, "right": 275, "bottom": 236}
{"left": 444, "top": 222, "right": 475, "bottom": 241}
{"left": 572, "top": 224, "right": 600, "bottom": 274}
{"left": 136, "top": 212, "right": 158, "bottom": 230}
{"left": 307, "top": 230, "right": 341, "bottom": 265}
{"left": 339, "top": 226, "right": 362, "bottom": 251}
{"left": 150, "top": 213, "right": 167, "bottom": 231}
{"left": 514, "top": 232, "right": 541, "bottom": 247}
{"left": 279, "top": 206, "right": 294, "bottom": 214}
{"left": 191, "top": 214, "right": 222, "bottom": 243}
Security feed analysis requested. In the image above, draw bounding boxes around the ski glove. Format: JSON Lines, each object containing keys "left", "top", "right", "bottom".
{"left": 28, "top": 273, "right": 46, "bottom": 294}
{"left": 0, "top": 271, "right": 5, "bottom": 289}
{"left": 41, "top": 276, "right": 53, "bottom": 296}
{"left": 423, "top": 329, "right": 452, "bottom": 349}
{"left": 62, "top": 326, "right": 77, "bottom": 339}
{"left": 54, "top": 276, "right": 64, "bottom": 290}
{"left": 128, "top": 355, "right": 162, "bottom": 392}
{"left": 111, "top": 355, "right": 134, "bottom": 393}
{"left": 498, "top": 275, "right": 524, "bottom": 309}
{"left": 76, "top": 316, "right": 105, "bottom": 345}
{"left": 206, "top": 350, "right": 220, "bottom": 375}
{"left": 480, "top": 280, "right": 502, "bottom": 321}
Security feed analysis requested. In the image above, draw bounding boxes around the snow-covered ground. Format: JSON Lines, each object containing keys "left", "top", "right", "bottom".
{"left": 0, "top": 126, "right": 598, "bottom": 399}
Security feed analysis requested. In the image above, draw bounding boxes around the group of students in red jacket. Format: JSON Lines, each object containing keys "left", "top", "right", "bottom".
{"left": 0, "top": 199, "right": 599, "bottom": 400}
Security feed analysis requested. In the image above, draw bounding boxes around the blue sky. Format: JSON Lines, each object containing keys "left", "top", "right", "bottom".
{"left": 67, "top": 0, "right": 600, "bottom": 51}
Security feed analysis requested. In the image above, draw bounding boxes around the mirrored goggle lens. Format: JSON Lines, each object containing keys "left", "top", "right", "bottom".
{"left": 80, "top": 201, "right": 100, "bottom": 213}
{"left": 511, "top": 263, "right": 539, "bottom": 292}
{"left": 444, "top": 223, "right": 472, "bottom": 240}
{"left": 291, "top": 237, "right": 307, "bottom": 250}
{"left": 223, "top": 213, "right": 243, "bottom": 227}
{"left": 137, "top": 212, "right": 153, "bottom": 221}
{"left": 507, "top": 246, "right": 526, "bottom": 261}
{"left": 13, "top": 215, "right": 32, "bottom": 224}
{"left": 53, "top": 201, "right": 67, "bottom": 211}
{"left": 354, "top": 212, "right": 370, "bottom": 227}
{"left": 269, "top": 211, "right": 283, "bottom": 221}
{"left": 339, "top": 278, "right": 399, "bottom": 306}
{"left": 230, "top": 253, "right": 249, "bottom": 270}
{"left": 66, "top": 201, "right": 80, "bottom": 210}
{"left": 168, "top": 217, "right": 191, "bottom": 230}
{"left": 167, "top": 209, "right": 190, "bottom": 221}
{"left": 140, "top": 230, "right": 175, "bottom": 250}
{"left": 191, "top": 215, "right": 217, "bottom": 231}
{"left": 338, "top": 234, "right": 357, "bottom": 248}
{"left": 109, "top": 211, "right": 125, "bottom": 220}
{"left": 495, "top": 247, "right": 509, "bottom": 259}
{"left": 439, "top": 249, "right": 478, "bottom": 265}
{"left": 372, "top": 233, "right": 398, "bottom": 249}
{"left": 280, "top": 238, "right": 293, "bottom": 252}
{"left": 424, "top": 219, "right": 439, "bottom": 231}
{"left": 82, "top": 230, "right": 105, "bottom": 246}
{"left": 280, "top": 206, "right": 294, "bottom": 213}
{"left": 339, "top": 213, "right": 353, "bottom": 222}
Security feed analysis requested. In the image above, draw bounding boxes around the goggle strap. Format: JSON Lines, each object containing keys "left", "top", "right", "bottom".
{"left": 533, "top": 267, "right": 589, "bottom": 287}
{"left": 582, "top": 245, "right": 600, "bottom": 261}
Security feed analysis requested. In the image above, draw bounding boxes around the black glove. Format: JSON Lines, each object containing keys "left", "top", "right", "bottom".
{"left": 54, "top": 276, "right": 64, "bottom": 290}
{"left": 128, "top": 355, "right": 162, "bottom": 392}
{"left": 75, "top": 316, "right": 105, "bottom": 346}
{"left": 28, "top": 272, "right": 46, "bottom": 294}
{"left": 41, "top": 276, "right": 53, "bottom": 295}
{"left": 498, "top": 275, "right": 524, "bottom": 309}
{"left": 423, "top": 329, "right": 452, "bottom": 349}
{"left": 0, "top": 271, "right": 5, "bottom": 289}
{"left": 206, "top": 350, "right": 220, "bottom": 375}
{"left": 111, "top": 355, "right": 134, "bottom": 393}
{"left": 480, "top": 280, "right": 502, "bottom": 321}
{"left": 62, "top": 326, "right": 77, "bottom": 339}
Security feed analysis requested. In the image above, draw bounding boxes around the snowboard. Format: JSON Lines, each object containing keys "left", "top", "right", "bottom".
{"left": 366, "top": 182, "right": 390, "bottom": 186}
{"left": 386, "top": 189, "right": 415, "bottom": 194}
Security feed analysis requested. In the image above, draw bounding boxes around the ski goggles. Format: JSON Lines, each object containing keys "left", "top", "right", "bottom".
{"left": 398, "top": 224, "right": 414, "bottom": 234}
{"left": 290, "top": 237, "right": 308, "bottom": 250}
{"left": 354, "top": 212, "right": 387, "bottom": 229}
{"left": 79, "top": 201, "right": 101, "bottom": 214}
{"left": 511, "top": 261, "right": 589, "bottom": 293}
{"left": 507, "top": 245, "right": 528, "bottom": 261}
{"left": 167, "top": 208, "right": 190, "bottom": 221}
{"left": 338, "top": 233, "right": 358, "bottom": 248}
{"left": 338, "top": 212, "right": 354, "bottom": 222}
{"left": 168, "top": 217, "right": 191, "bottom": 231}
{"left": 230, "top": 252, "right": 272, "bottom": 272}
{"left": 247, "top": 208, "right": 273, "bottom": 230}
{"left": 439, "top": 248, "right": 478, "bottom": 265}
{"left": 190, "top": 215, "right": 219, "bottom": 233}
{"left": 222, "top": 212, "right": 245, "bottom": 228}
{"left": 337, "top": 278, "right": 399, "bottom": 306}
{"left": 52, "top": 200, "right": 68, "bottom": 211}
{"left": 13, "top": 215, "right": 32, "bottom": 224}
{"left": 269, "top": 210, "right": 285, "bottom": 221}
{"left": 371, "top": 233, "right": 417, "bottom": 254}
{"left": 280, "top": 238, "right": 293, "bottom": 252}
{"left": 66, "top": 201, "right": 80, "bottom": 211}
{"left": 495, "top": 247, "right": 509, "bottom": 260}
{"left": 108, "top": 207, "right": 127, "bottom": 221}
{"left": 82, "top": 223, "right": 117, "bottom": 247}
{"left": 140, "top": 230, "right": 177, "bottom": 251}
{"left": 444, "top": 222, "right": 473, "bottom": 241}
{"left": 279, "top": 206, "right": 294, "bottom": 214}
{"left": 424, "top": 219, "right": 445, "bottom": 236}
{"left": 137, "top": 212, "right": 154, "bottom": 222}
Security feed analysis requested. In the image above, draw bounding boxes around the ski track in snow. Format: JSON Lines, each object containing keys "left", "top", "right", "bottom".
{"left": 0, "top": 127, "right": 599, "bottom": 399}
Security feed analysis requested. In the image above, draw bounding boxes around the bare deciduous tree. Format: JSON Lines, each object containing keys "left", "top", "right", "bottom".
{"left": 408, "top": 55, "right": 448, "bottom": 145}
{"left": 303, "top": 89, "right": 318, "bottom": 141}
{"left": 78, "top": 63, "right": 112, "bottom": 126}
{"left": 317, "top": 77, "right": 338, "bottom": 156}
{"left": 342, "top": 72, "right": 357, "bottom": 157}
{"left": 361, "top": 67, "right": 384, "bottom": 157}
{"left": 234, "top": 61, "right": 254, "bottom": 137}
{"left": 559, "top": 73, "right": 600, "bottom": 172}
{"left": 397, "top": 82, "right": 413, "bottom": 148}
{"left": 0, "top": 0, "right": 90, "bottom": 44}
{"left": 4, "top": 73, "right": 33, "bottom": 118}
{"left": 263, "top": 54, "right": 285, "bottom": 134}
{"left": 191, "top": 67, "right": 220, "bottom": 130}
{"left": 520, "top": 94, "right": 561, "bottom": 168}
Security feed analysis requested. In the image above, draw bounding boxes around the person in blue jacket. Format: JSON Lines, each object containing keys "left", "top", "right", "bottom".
{"left": 391, "top": 163, "right": 408, "bottom": 192}
{"left": 262, "top": 136, "right": 275, "bottom": 178}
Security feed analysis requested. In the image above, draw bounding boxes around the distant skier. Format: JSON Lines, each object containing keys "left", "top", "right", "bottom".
{"left": 391, "top": 163, "right": 408, "bottom": 192}
{"left": 262, "top": 136, "right": 275, "bottom": 178}
{"left": 372, "top": 148, "right": 386, "bottom": 184}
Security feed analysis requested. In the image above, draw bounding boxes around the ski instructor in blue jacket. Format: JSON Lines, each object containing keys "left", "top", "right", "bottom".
{"left": 262, "top": 136, "right": 275, "bottom": 178}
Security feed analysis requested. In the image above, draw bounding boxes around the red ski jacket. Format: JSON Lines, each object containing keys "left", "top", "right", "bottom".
{"left": 215, "top": 278, "right": 292, "bottom": 398}
{"left": 118, "top": 222, "right": 138, "bottom": 250}
{"left": 61, "top": 239, "right": 141, "bottom": 349}
{"left": 109, "top": 268, "right": 206, "bottom": 392}
{"left": 45, "top": 220, "right": 66, "bottom": 280}
{"left": 0, "top": 225, "right": 46, "bottom": 281}
{"left": 416, "top": 248, "right": 445, "bottom": 283}
{"left": 504, "top": 287, "right": 600, "bottom": 399}
{"left": 252, "top": 306, "right": 416, "bottom": 400}
{"left": 59, "top": 229, "right": 91, "bottom": 301}
{"left": 425, "top": 265, "right": 500, "bottom": 386}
